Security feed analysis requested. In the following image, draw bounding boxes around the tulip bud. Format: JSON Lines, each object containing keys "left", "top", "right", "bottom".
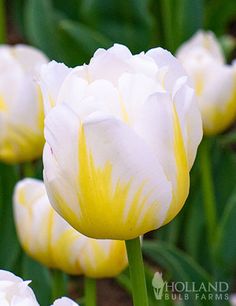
{"left": 13, "top": 178, "right": 128, "bottom": 278}
{"left": 0, "top": 44, "right": 48, "bottom": 163}
{"left": 177, "top": 31, "right": 236, "bottom": 135}
{"left": 52, "top": 297, "right": 79, "bottom": 306}
{"left": 0, "top": 269, "right": 39, "bottom": 305}
{"left": 40, "top": 44, "right": 202, "bottom": 240}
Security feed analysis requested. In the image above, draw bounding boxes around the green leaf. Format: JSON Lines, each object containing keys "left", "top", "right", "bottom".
{"left": 0, "top": 163, "right": 21, "bottom": 271}
{"left": 21, "top": 254, "right": 52, "bottom": 306}
{"left": 219, "top": 130, "right": 236, "bottom": 147}
{"left": 59, "top": 19, "right": 113, "bottom": 62}
{"left": 9, "top": 0, "right": 26, "bottom": 37}
{"left": 182, "top": 192, "right": 206, "bottom": 260}
{"left": 214, "top": 189, "right": 236, "bottom": 275}
{"left": 143, "top": 240, "right": 212, "bottom": 306}
{"left": 116, "top": 268, "right": 131, "bottom": 293}
{"left": 52, "top": 0, "right": 81, "bottom": 20}
{"left": 78, "top": 0, "right": 154, "bottom": 52}
{"left": 213, "top": 141, "right": 236, "bottom": 214}
{"left": 116, "top": 267, "right": 174, "bottom": 306}
{"left": 205, "top": 0, "right": 236, "bottom": 35}
{"left": 175, "top": 0, "right": 204, "bottom": 48}
{"left": 24, "top": 0, "right": 60, "bottom": 59}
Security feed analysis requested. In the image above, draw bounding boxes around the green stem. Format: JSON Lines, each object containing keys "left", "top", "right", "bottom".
{"left": 23, "top": 162, "right": 36, "bottom": 177}
{"left": 125, "top": 237, "right": 149, "bottom": 306}
{"left": 0, "top": 0, "right": 6, "bottom": 43}
{"left": 199, "top": 139, "right": 217, "bottom": 244}
{"left": 84, "top": 277, "right": 96, "bottom": 306}
{"left": 51, "top": 270, "right": 67, "bottom": 301}
{"left": 18, "top": 162, "right": 37, "bottom": 179}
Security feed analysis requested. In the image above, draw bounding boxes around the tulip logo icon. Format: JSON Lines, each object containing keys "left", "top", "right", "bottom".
{"left": 152, "top": 272, "right": 165, "bottom": 300}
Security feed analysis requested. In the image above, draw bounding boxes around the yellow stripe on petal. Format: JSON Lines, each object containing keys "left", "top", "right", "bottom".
{"left": 163, "top": 106, "right": 189, "bottom": 224}
{"left": 36, "top": 85, "right": 45, "bottom": 132}
{"left": 80, "top": 240, "right": 127, "bottom": 278}
{"left": 72, "top": 126, "right": 160, "bottom": 240}
{"left": 195, "top": 76, "right": 204, "bottom": 96}
{"left": 0, "top": 95, "right": 7, "bottom": 112}
{"left": 52, "top": 229, "right": 83, "bottom": 275}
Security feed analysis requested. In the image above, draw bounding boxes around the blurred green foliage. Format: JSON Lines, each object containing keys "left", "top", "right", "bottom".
{"left": 0, "top": 0, "right": 235, "bottom": 305}
{"left": 9, "top": 0, "right": 236, "bottom": 65}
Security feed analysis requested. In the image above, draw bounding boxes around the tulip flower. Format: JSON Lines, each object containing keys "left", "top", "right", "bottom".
{"left": 0, "top": 269, "right": 39, "bottom": 305}
{"left": 13, "top": 178, "right": 128, "bottom": 278}
{"left": 0, "top": 44, "right": 48, "bottom": 163}
{"left": 177, "top": 31, "right": 236, "bottom": 135}
{"left": 40, "top": 44, "right": 202, "bottom": 306}
{"left": 40, "top": 44, "right": 202, "bottom": 241}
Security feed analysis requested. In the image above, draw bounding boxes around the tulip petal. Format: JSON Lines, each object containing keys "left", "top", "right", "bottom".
{"left": 89, "top": 44, "right": 132, "bottom": 84}
{"left": 146, "top": 47, "right": 189, "bottom": 92}
{"left": 0, "top": 270, "right": 39, "bottom": 306}
{"left": 0, "top": 45, "right": 47, "bottom": 163}
{"left": 14, "top": 179, "right": 84, "bottom": 274}
{"left": 52, "top": 297, "right": 79, "bottom": 306}
{"left": 57, "top": 69, "right": 122, "bottom": 120}
{"left": 39, "top": 61, "right": 71, "bottom": 114}
{"left": 173, "top": 82, "right": 203, "bottom": 168}
{"left": 176, "top": 30, "right": 224, "bottom": 64}
{"left": 78, "top": 239, "right": 127, "bottom": 278}
{"left": 44, "top": 104, "right": 172, "bottom": 239}
{"left": 79, "top": 114, "right": 172, "bottom": 239}
{"left": 133, "top": 92, "right": 191, "bottom": 224}
{"left": 10, "top": 44, "right": 48, "bottom": 72}
{"left": 14, "top": 179, "right": 55, "bottom": 267}
{"left": 118, "top": 72, "right": 163, "bottom": 124}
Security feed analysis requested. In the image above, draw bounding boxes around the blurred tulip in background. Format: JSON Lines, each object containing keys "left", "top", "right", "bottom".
{"left": 177, "top": 31, "right": 236, "bottom": 135}
{"left": 14, "top": 178, "right": 128, "bottom": 278}
{"left": 0, "top": 44, "right": 48, "bottom": 163}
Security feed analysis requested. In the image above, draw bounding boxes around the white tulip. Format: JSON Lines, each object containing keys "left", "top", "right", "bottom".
{"left": 14, "top": 178, "right": 128, "bottom": 277}
{"left": 0, "top": 44, "right": 48, "bottom": 163}
{"left": 0, "top": 270, "right": 39, "bottom": 306}
{"left": 177, "top": 31, "right": 236, "bottom": 135}
{"left": 40, "top": 44, "right": 202, "bottom": 240}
